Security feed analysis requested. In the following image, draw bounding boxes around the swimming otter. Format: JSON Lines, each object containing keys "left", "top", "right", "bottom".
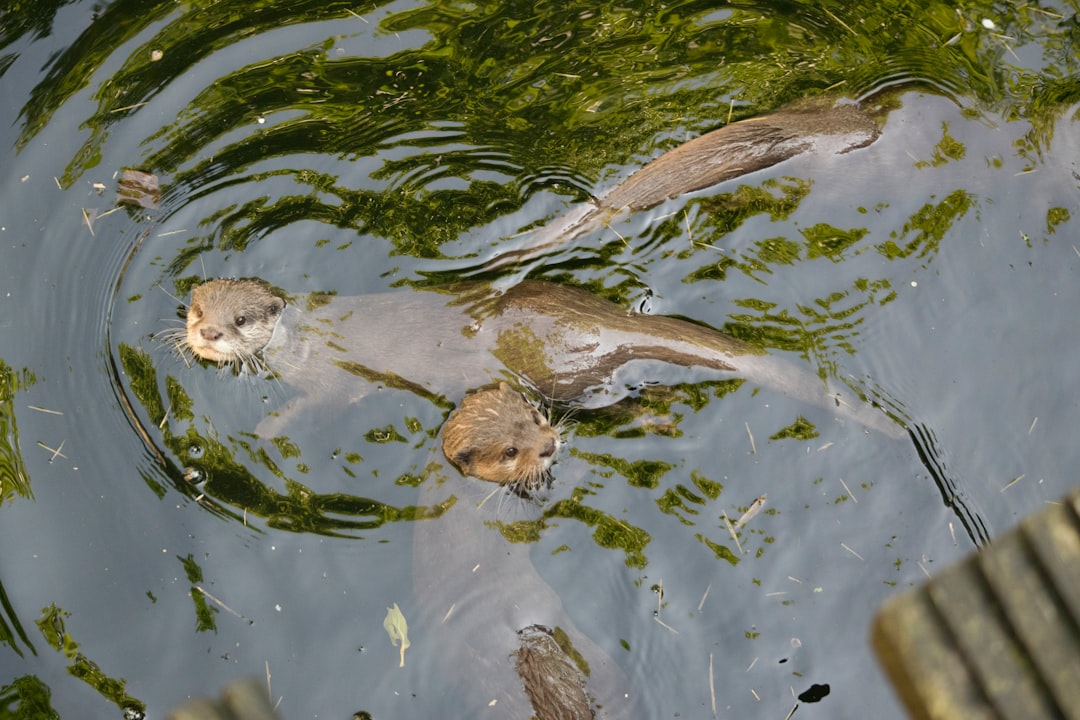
{"left": 177, "top": 276, "right": 900, "bottom": 718}
{"left": 412, "top": 456, "right": 638, "bottom": 719}
{"left": 486, "top": 95, "right": 882, "bottom": 269}
{"left": 180, "top": 277, "right": 903, "bottom": 439}
{"left": 441, "top": 382, "right": 562, "bottom": 495}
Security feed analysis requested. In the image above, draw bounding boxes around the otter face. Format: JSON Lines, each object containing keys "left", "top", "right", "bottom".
{"left": 442, "top": 383, "right": 562, "bottom": 496}
{"left": 184, "top": 278, "right": 285, "bottom": 368}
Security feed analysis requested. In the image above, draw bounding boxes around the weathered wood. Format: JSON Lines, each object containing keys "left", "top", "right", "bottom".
{"left": 873, "top": 487, "right": 1080, "bottom": 720}
{"left": 166, "top": 678, "right": 280, "bottom": 720}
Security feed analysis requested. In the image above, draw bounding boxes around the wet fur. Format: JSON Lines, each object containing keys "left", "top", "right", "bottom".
{"left": 442, "top": 383, "right": 562, "bottom": 496}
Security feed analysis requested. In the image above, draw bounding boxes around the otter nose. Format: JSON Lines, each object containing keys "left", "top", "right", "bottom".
{"left": 539, "top": 440, "right": 556, "bottom": 459}
{"left": 200, "top": 327, "right": 223, "bottom": 342}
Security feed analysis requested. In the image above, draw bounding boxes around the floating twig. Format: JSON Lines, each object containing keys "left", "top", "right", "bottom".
{"left": 37, "top": 440, "right": 67, "bottom": 461}
{"left": 735, "top": 495, "right": 766, "bottom": 528}
{"left": 1000, "top": 474, "right": 1024, "bottom": 492}
{"left": 709, "top": 652, "right": 717, "bottom": 718}
{"left": 840, "top": 543, "right": 863, "bottom": 561}
{"left": 722, "top": 512, "right": 744, "bottom": 555}
{"left": 653, "top": 615, "right": 679, "bottom": 634}
{"left": 838, "top": 477, "right": 856, "bottom": 503}
{"left": 194, "top": 585, "right": 245, "bottom": 619}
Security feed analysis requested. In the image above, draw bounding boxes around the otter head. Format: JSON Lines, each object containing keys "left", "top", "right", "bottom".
{"left": 442, "top": 383, "right": 562, "bottom": 496}
{"left": 185, "top": 278, "right": 285, "bottom": 369}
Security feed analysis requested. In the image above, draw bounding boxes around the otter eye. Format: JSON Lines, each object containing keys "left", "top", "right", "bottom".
{"left": 235, "top": 315, "right": 246, "bottom": 327}
{"left": 503, "top": 446, "right": 518, "bottom": 459}
{"left": 190, "top": 303, "right": 201, "bottom": 318}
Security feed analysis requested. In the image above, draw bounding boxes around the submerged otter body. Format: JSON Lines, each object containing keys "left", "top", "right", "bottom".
{"left": 487, "top": 96, "right": 882, "bottom": 268}
{"left": 413, "top": 466, "right": 636, "bottom": 719}
{"left": 185, "top": 277, "right": 902, "bottom": 439}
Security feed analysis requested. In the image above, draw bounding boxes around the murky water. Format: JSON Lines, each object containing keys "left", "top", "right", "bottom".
{"left": 2, "top": 0, "right": 1078, "bottom": 717}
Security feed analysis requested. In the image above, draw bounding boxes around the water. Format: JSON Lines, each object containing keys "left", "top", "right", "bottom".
{"left": 2, "top": 0, "right": 1078, "bottom": 717}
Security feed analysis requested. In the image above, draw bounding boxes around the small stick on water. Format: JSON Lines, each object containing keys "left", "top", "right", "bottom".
{"left": 709, "top": 652, "right": 717, "bottom": 718}
{"left": 81, "top": 208, "right": 95, "bottom": 236}
{"left": 37, "top": 440, "right": 67, "bottom": 461}
{"left": 841, "top": 543, "right": 863, "bottom": 561}
{"left": 948, "top": 522, "right": 957, "bottom": 546}
{"left": 653, "top": 615, "right": 679, "bottom": 634}
{"left": 734, "top": 495, "right": 766, "bottom": 529}
{"left": 194, "top": 585, "right": 244, "bottom": 619}
{"left": 698, "top": 583, "right": 711, "bottom": 612}
{"left": 1000, "top": 474, "right": 1024, "bottom": 492}
{"left": 158, "top": 401, "right": 172, "bottom": 429}
{"left": 265, "top": 661, "right": 272, "bottom": 702}
{"left": 685, "top": 209, "right": 723, "bottom": 251}
{"left": 1028, "top": 417, "right": 1038, "bottom": 435}
{"left": 751, "top": 688, "right": 761, "bottom": 701}
{"left": 722, "top": 512, "right": 744, "bottom": 555}
{"left": 655, "top": 579, "right": 664, "bottom": 615}
{"left": 110, "top": 102, "right": 149, "bottom": 113}
{"left": 745, "top": 422, "right": 756, "bottom": 454}
{"left": 838, "top": 477, "right": 856, "bottom": 503}
{"left": 441, "top": 603, "right": 456, "bottom": 624}
{"left": 783, "top": 701, "right": 799, "bottom": 720}
{"left": 608, "top": 223, "right": 627, "bottom": 245}
{"left": 28, "top": 405, "right": 63, "bottom": 415}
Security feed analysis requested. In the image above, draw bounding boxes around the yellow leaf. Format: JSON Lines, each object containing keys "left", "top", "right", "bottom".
{"left": 383, "top": 602, "right": 410, "bottom": 668}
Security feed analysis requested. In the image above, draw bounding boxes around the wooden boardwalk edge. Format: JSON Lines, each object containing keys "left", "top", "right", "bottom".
{"left": 872, "top": 487, "right": 1080, "bottom": 720}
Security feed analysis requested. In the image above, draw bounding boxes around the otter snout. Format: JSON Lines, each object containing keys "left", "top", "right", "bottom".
{"left": 184, "top": 278, "right": 286, "bottom": 366}
{"left": 539, "top": 438, "right": 557, "bottom": 459}
{"left": 200, "top": 326, "right": 224, "bottom": 342}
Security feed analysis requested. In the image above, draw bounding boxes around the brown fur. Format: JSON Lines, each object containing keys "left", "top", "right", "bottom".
{"left": 180, "top": 277, "right": 904, "bottom": 446}
{"left": 515, "top": 625, "right": 594, "bottom": 720}
{"left": 184, "top": 278, "right": 285, "bottom": 369}
{"left": 442, "top": 383, "right": 561, "bottom": 492}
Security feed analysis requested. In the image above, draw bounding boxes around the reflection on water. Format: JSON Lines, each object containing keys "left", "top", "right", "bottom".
{"left": 0, "top": 361, "right": 34, "bottom": 505}
{"left": 2, "top": 0, "right": 1079, "bottom": 715}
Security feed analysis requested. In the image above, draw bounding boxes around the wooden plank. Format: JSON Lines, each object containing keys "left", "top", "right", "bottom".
{"left": 873, "top": 487, "right": 1080, "bottom": 720}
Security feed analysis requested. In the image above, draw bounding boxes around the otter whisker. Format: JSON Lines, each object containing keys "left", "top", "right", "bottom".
{"left": 154, "top": 282, "right": 187, "bottom": 307}
{"left": 476, "top": 484, "right": 502, "bottom": 510}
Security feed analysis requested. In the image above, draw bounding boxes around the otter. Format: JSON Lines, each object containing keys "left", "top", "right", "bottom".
{"left": 412, "top": 457, "right": 636, "bottom": 719}
{"left": 441, "top": 382, "right": 562, "bottom": 495}
{"left": 180, "top": 277, "right": 903, "bottom": 440}
{"left": 485, "top": 95, "right": 882, "bottom": 269}
{"left": 177, "top": 276, "right": 901, "bottom": 718}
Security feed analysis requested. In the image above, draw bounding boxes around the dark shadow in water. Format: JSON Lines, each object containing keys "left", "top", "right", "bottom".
{"left": 909, "top": 422, "right": 991, "bottom": 548}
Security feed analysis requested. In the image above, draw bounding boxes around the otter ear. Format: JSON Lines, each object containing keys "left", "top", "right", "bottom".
{"left": 452, "top": 448, "right": 476, "bottom": 474}
{"left": 268, "top": 296, "right": 285, "bottom": 316}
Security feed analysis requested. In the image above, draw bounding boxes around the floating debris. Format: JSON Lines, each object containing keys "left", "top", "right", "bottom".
{"left": 734, "top": 495, "right": 767, "bottom": 529}
{"left": 117, "top": 169, "right": 161, "bottom": 210}
{"left": 383, "top": 602, "right": 410, "bottom": 667}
